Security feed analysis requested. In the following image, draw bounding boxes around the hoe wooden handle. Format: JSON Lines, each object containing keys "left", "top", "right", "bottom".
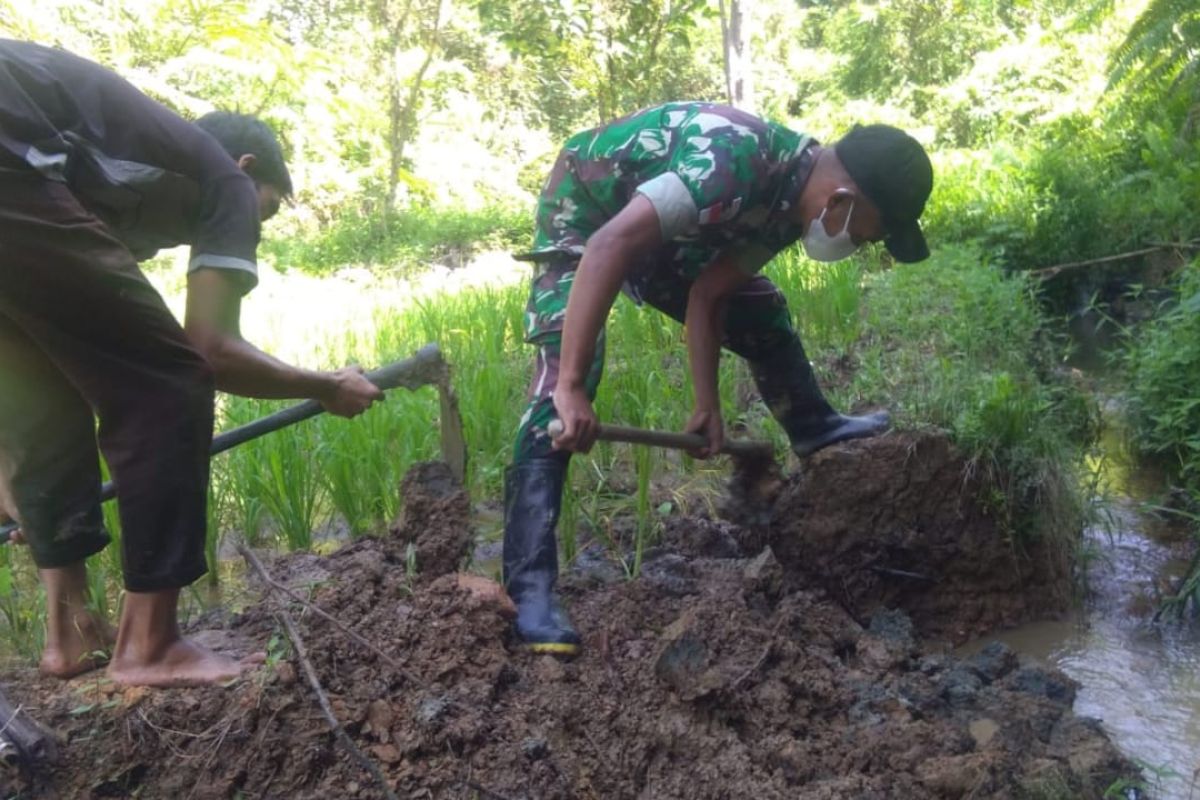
{"left": 547, "top": 419, "right": 774, "bottom": 460}
{"left": 0, "top": 345, "right": 446, "bottom": 545}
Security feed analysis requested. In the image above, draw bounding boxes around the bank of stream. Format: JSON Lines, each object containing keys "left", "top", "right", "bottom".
{"left": 961, "top": 394, "right": 1200, "bottom": 798}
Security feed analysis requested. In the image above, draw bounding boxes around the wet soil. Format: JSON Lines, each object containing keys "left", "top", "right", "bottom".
{"left": 1, "top": 436, "right": 1135, "bottom": 799}
{"left": 767, "top": 432, "right": 1073, "bottom": 645}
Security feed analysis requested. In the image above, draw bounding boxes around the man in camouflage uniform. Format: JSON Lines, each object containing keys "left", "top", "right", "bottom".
{"left": 505, "top": 102, "right": 933, "bottom": 655}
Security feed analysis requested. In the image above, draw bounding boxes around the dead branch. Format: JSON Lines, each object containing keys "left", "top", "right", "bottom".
{"left": 236, "top": 542, "right": 414, "bottom": 679}
{"left": 274, "top": 605, "right": 399, "bottom": 800}
{"left": 1029, "top": 240, "right": 1200, "bottom": 279}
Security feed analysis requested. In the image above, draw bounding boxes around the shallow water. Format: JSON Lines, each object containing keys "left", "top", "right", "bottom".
{"left": 962, "top": 434, "right": 1200, "bottom": 798}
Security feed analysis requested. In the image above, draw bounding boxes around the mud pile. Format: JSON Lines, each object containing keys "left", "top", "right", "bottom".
{"left": 765, "top": 432, "right": 1073, "bottom": 644}
{"left": 2, "top": 443, "right": 1131, "bottom": 800}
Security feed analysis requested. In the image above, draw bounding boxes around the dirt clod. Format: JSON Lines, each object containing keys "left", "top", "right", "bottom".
{"left": 765, "top": 431, "right": 1073, "bottom": 643}
{"left": 389, "top": 460, "right": 472, "bottom": 577}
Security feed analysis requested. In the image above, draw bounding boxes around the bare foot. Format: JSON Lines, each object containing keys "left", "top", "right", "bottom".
{"left": 39, "top": 564, "right": 115, "bottom": 679}
{"left": 39, "top": 612, "right": 115, "bottom": 679}
{"left": 109, "top": 587, "right": 264, "bottom": 688}
{"left": 108, "top": 638, "right": 263, "bottom": 688}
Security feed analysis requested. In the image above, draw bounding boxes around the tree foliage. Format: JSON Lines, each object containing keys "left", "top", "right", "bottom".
{"left": 0, "top": 0, "right": 1195, "bottom": 274}
{"left": 1109, "top": 0, "right": 1200, "bottom": 104}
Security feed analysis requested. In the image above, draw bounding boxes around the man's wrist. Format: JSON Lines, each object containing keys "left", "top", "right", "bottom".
{"left": 308, "top": 371, "right": 340, "bottom": 402}
{"left": 556, "top": 374, "right": 586, "bottom": 393}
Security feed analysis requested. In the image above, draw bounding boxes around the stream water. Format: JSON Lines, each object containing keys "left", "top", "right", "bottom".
{"left": 962, "top": 408, "right": 1200, "bottom": 798}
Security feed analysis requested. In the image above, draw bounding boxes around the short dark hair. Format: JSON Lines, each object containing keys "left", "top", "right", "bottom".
{"left": 195, "top": 111, "right": 293, "bottom": 196}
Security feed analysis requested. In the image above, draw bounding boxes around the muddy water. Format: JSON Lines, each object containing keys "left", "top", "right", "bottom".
{"left": 963, "top": 422, "right": 1200, "bottom": 798}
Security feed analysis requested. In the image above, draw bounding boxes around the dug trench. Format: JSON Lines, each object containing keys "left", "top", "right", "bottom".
{"left": 1, "top": 433, "right": 1136, "bottom": 799}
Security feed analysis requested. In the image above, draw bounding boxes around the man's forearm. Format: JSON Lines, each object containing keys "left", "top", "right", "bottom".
{"left": 685, "top": 292, "right": 725, "bottom": 413}
{"left": 558, "top": 238, "right": 630, "bottom": 389}
{"left": 194, "top": 332, "right": 334, "bottom": 400}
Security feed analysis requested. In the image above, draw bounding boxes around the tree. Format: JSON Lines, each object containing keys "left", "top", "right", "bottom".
{"left": 1108, "top": 0, "right": 1200, "bottom": 134}
{"left": 475, "top": 0, "right": 721, "bottom": 134}
{"left": 718, "top": 0, "right": 753, "bottom": 110}
{"left": 371, "top": 0, "right": 450, "bottom": 207}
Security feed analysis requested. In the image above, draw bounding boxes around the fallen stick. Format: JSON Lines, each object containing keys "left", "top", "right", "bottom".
{"left": 868, "top": 565, "right": 935, "bottom": 583}
{"left": 236, "top": 542, "right": 412, "bottom": 677}
{"left": 1028, "top": 240, "right": 1199, "bottom": 280}
{"left": 237, "top": 542, "right": 470, "bottom": 715}
{"left": 273, "top": 607, "right": 399, "bottom": 800}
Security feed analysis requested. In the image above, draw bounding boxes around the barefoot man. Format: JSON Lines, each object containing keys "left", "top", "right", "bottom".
{"left": 0, "top": 40, "right": 384, "bottom": 686}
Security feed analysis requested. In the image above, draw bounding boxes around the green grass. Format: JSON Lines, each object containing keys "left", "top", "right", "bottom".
{"left": 260, "top": 203, "right": 531, "bottom": 276}
{"left": 847, "top": 243, "right": 1092, "bottom": 544}
{"left": 1122, "top": 258, "right": 1200, "bottom": 619}
{"left": 0, "top": 237, "right": 1093, "bottom": 660}
{"left": 1123, "top": 259, "right": 1200, "bottom": 490}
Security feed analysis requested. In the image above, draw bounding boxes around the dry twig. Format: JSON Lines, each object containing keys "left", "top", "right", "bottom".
{"left": 237, "top": 543, "right": 399, "bottom": 800}
{"left": 237, "top": 542, "right": 419, "bottom": 680}
{"left": 1029, "top": 240, "right": 1200, "bottom": 280}
{"left": 276, "top": 607, "right": 399, "bottom": 800}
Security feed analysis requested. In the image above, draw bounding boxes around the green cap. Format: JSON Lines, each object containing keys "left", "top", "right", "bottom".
{"left": 834, "top": 124, "right": 933, "bottom": 263}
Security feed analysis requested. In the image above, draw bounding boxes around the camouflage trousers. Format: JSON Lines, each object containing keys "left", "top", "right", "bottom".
{"left": 513, "top": 255, "right": 802, "bottom": 462}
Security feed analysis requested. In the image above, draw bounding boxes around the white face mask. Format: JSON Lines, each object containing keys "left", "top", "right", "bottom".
{"left": 802, "top": 202, "right": 860, "bottom": 262}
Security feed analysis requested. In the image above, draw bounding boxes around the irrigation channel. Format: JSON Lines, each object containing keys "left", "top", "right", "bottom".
{"left": 961, "top": 398, "right": 1200, "bottom": 798}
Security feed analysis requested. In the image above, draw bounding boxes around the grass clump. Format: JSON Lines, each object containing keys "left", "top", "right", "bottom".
{"left": 1122, "top": 258, "right": 1200, "bottom": 618}
{"left": 846, "top": 243, "right": 1094, "bottom": 546}
{"left": 1123, "top": 259, "right": 1200, "bottom": 491}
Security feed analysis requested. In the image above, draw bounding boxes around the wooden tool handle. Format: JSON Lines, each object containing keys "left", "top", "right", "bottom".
{"left": 547, "top": 419, "right": 773, "bottom": 460}
{"left": 0, "top": 345, "right": 446, "bottom": 545}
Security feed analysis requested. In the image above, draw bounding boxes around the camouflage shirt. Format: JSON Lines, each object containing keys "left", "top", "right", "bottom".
{"left": 527, "top": 101, "right": 815, "bottom": 277}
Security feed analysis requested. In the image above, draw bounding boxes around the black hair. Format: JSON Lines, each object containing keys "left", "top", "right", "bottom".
{"left": 195, "top": 111, "right": 293, "bottom": 196}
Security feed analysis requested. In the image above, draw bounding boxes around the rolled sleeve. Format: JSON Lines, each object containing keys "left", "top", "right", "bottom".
{"left": 636, "top": 172, "right": 698, "bottom": 242}
{"left": 187, "top": 170, "right": 261, "bottom": 293}
{"left": 187, "top": 252, "right": 258, "bottom": 289}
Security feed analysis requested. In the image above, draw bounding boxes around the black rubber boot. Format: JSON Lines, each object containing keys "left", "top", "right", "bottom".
{"left": 503, "top": 459, "right": 581, "bottom": 657}
{"left": 750, "top": 337, "right": 890, "bottom": 458}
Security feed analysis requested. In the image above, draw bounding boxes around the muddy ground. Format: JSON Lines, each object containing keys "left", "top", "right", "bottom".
{"left": 1, "top": 434, "right": 1135, "bottom": 799}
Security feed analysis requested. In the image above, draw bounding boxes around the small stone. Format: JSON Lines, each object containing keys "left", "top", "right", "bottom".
{"left": 969, "top": 718, "right": 999, "bottom": 748}
{"left": 654, "top": 611, "right": 722, "bottom": 700}
{"left": 742, "top": 546, "right": 783, "bottom": 597}
{"left": 456, "top": 573, "right": 517, "bottom": 618}
{"left": 521, "top": 737, "right": 549, "bottom": 760}
{"left": 868, "top": 609, "right": 915, "bottom": 649}
{"left": 275, "top": 662, "right": 297, "bottom": 686}
{"left": 966, "top": 641, "right": 1018, "bottom": 684}
{"left": 1009, "top": 666, "right": 1076, "bottom": 704}
{"left": 370, "top": 744, "right": 401, "bottom": 764}
{"left": 365, "top": 699, "right": 394, "bottom": 741}
{"left": 919, "top": 654, "right": 948, "bottom": 675}
{"left": 417, "top": 696, "right": 449, "bottom": 725}
{"left": 940, "top": 666, "right": 983, "bottom": 706}
{"left": 346, "top": 782, "right": 360, "bottom": 794}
